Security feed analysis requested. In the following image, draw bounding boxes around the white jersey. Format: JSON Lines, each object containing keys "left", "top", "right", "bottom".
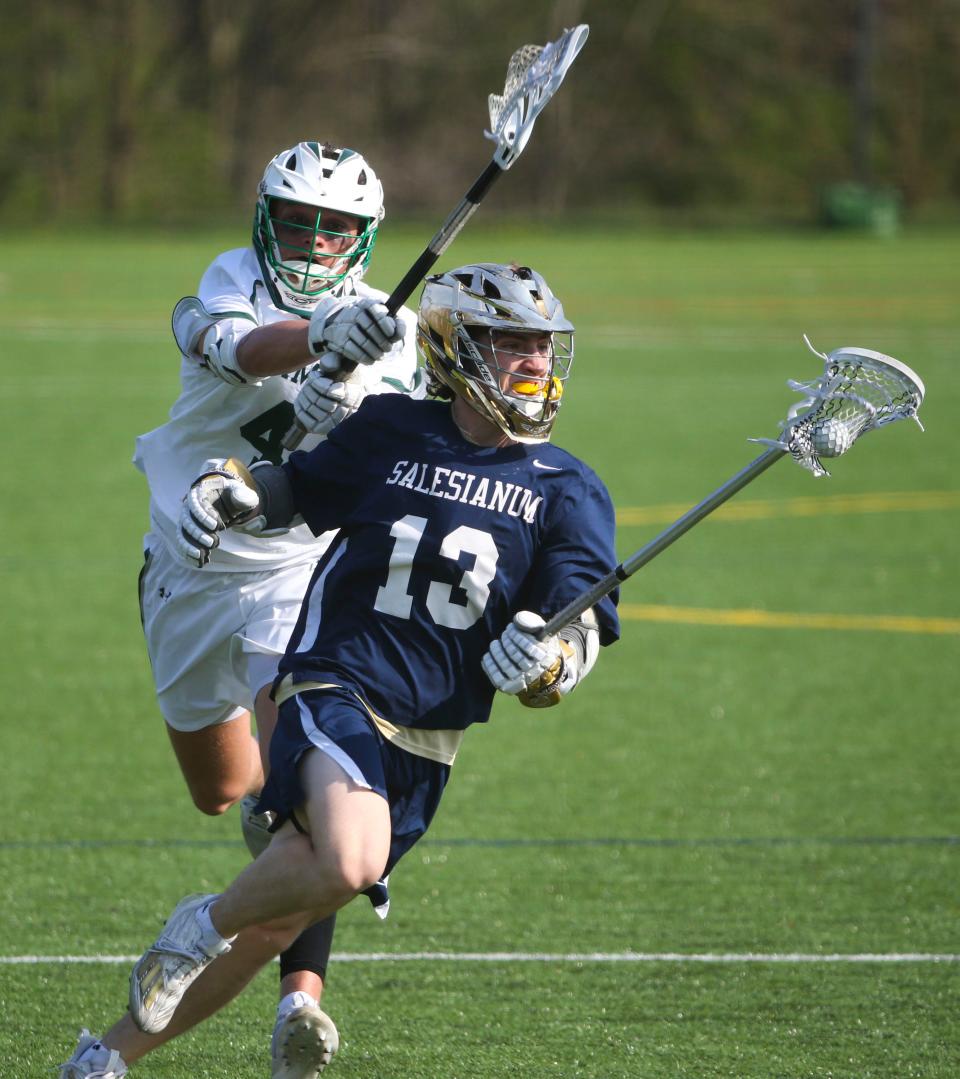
{"left": 134, "top": 247, "right": 421, "bottom": 571}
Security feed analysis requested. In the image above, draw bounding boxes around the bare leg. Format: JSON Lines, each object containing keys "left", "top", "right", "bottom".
{"left": 281, "top": 967, "right": 323, "bottom": 999}
{"left": 100, "top": 917, "right": 309, "bottom": 1062}
{"left": 211, "top": 748, "right": 391, "bottom": 939}
{"left": 253, "top": 685, "right": 278, "bottom": 777}
{"left": 167, "top": 711, "right": 263, "bottom": 816}
{"left": 99, "top": 751, "right": 384, "bottom": 1065}
{"left": 253, "top": 685, "right": 328, "bottom": 1005}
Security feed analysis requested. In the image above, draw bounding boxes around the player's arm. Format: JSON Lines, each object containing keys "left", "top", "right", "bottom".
{"left": 237, "top": 290, "right": 408, "bottom": 380}
{"left": 215, "top": 297, "right": 407, "bottom": 382}
{"left": 203, "top": 300, "right": 403, "bottom": 383}
{"left": 481, "top": 609, "right": 601, "bottom": 709}
{"left": 173, "top": 293, "right": 406, "bottom": 384}
{"left": 177, "top": 458, "right": 299, "bottom": 567}
{"left": 233, "top": 320, "right": 314, "bottom": 378}
{"left": 172, "top": 298, "right": 307, "bottom": 384}
{"left": 232, "top": 290, "right": 406, "bottom": 378}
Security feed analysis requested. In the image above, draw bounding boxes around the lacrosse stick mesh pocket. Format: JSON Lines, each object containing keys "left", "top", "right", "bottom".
{"left": 753, "top": 344, "right": 925, "bottom": 477}
{"left": 488, "top": 45, "right": 545, "bottom": 147}
{"left": 486, "top": 26, "right": 588, "bottom": 166}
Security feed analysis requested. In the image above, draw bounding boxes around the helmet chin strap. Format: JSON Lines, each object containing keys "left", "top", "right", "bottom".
{"left": 509, "top": 392, "right": 549, "bottom": 419}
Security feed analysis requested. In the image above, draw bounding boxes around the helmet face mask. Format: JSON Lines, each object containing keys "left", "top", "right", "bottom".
{"left": 461, "top": 326, "right": 571, "bottom": 422}
{"left": 416, "top": 264, "right": 574, "bottom": 444}
{"left": 256, "top": 199, "right": 373, "bottom": 303}
{"left": 252, "top": 141, "right": 384, "bottom": 316}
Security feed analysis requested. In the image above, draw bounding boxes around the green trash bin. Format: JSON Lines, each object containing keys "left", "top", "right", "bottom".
{"left": 819, "top": 182, "right": 900, "bottom": 236}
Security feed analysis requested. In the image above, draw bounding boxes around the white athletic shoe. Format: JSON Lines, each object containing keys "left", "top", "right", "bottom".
{"left": 129, "top": 893, "right": 232, "bottom": 1034}
{"left": 271, "top": 1004, "right": 340, "bottom": 1078}
{"left": 59, "top": 1030, "right": 128, "bottom": 1078}
{"left": 240, "top": 792, "right": 275, "bottom": 858}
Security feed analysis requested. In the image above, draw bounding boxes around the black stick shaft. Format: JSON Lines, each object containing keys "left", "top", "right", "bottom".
{"left": 385, "top": 160, "right": 504, "bottom": 313}
{"left": 539, "top": 446, "right": 786, "bottom": 638}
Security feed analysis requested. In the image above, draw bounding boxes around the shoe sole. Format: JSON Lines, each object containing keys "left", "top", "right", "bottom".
{"left": 273, "top": 1006, "right": 339, "bottom": 1079}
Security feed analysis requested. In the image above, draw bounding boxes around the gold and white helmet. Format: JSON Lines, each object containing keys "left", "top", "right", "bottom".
{"left": 416, "top": 263, "right": 574, "bottom": 443}
{"left": 253, "top": 141, "right": 384, "bottom": 316}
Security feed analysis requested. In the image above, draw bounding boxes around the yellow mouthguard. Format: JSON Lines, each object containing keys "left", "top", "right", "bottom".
{"left": 512, "top": 380, "right": 542, "bottom": 396}
{"left": 512, "top": 377, "right": 563, "bottom": 399}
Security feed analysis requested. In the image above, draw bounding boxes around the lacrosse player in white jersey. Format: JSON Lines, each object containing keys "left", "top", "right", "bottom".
{"left": 59, "top": 141, "right": 421, "bottom": 1079}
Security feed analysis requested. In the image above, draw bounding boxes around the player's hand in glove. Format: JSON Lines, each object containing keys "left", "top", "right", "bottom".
{"left": 307, "top": 296, "right": 406, "bottom": 368}
{"left": 293, "top": 364, "right": 370, "bottom": 437}
{"left": 481, "top": 611, "right": 576, "bottom": 709}
{"left": 178, "top": 459, "right": 262, "bottom": 568}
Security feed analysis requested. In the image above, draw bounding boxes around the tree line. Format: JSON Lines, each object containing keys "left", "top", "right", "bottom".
{"left": 4, "top": 0, "right": 958, "bottom": 226}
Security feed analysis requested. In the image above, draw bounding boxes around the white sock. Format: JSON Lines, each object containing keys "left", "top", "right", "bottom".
{"left": 195, "top": 897, "right": 236, "bottom": 952}
{"left": 278, "top": 990, "right": 319, "bottom": 1020}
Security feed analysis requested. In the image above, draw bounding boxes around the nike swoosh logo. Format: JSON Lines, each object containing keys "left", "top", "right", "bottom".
{"left": 532, "top": 459, "right": 562, "bottom": 470}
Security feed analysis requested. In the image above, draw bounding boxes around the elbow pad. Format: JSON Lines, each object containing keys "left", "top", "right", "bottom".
{"left": 201, "top": 321, "right": 263, "bottom": 387}
{"left": 172, "top": 297, "right": 260, "bottom": 387}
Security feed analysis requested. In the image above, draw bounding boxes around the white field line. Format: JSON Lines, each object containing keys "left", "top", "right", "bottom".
{"left": 2, "top": 952, "right": 958, "bottom": 965}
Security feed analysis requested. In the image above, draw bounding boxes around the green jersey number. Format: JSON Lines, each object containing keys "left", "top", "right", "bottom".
{"left": 239, "top": 401, "right": 297, "bottom": 465}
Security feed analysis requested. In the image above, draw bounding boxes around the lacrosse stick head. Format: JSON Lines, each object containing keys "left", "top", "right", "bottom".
{"left": 752, "top": 336, "right": 925, "bottom": 477}
{"left": 485, "top": 24, "right": 589, "bottom": 169}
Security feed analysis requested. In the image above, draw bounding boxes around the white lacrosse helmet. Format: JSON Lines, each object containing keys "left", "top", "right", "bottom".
{"left": 253, "top": 141, "right": 385, "bottom": 316}
{"left": 417, "top": 263, "right": 574, "bottom": 444}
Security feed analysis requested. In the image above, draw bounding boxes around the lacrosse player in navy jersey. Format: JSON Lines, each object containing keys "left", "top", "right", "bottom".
{"left": 61, "top": 263, "right": 619, "bottom": 1073}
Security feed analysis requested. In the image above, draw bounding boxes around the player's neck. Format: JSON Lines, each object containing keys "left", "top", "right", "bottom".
{"left": 450, "top": 398, "right": 512, "bottom": 448}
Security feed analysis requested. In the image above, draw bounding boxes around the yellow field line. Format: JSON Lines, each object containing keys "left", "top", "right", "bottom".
{"left": 620, "top": 604, "right": 960, "bottom": 636}
{"left": 617, "top": 490, "right": 960, "bottom": 526}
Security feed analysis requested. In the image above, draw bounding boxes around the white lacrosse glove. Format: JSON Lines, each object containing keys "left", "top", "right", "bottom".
{"left": 481, "top": 611, "right": 576, "bottom": 709}
{"left": 293, "top": 364, "right": 370, "bottom": 437}
{"left": 307, "top": 296, "right": 406, "bottom": 367}
{"left": 178, "top": 458, "right": 262, "bottom": 568}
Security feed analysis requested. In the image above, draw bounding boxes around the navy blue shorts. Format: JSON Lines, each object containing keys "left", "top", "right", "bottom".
{"left": 258, "top": 684, "right": 450, "bottom": 909}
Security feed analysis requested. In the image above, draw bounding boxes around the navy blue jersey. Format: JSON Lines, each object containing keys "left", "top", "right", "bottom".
{"left": 279, "top": 395, "right": 619, "bottom": 730}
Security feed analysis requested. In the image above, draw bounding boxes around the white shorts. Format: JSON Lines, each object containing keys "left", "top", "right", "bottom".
{"left": 139, "top": 535, "right": 318, "bottom": 733}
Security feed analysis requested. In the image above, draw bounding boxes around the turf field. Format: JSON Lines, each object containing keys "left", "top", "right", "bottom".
{"left": 2, "top": 225, "right": 958, "bottom": 1078}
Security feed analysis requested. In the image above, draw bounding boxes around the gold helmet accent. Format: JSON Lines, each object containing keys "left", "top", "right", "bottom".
{"left": 416, "top": 263, "right": 574, "bottom": 444}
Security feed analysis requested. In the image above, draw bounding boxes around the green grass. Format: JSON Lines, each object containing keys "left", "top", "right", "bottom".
{"left": 1, "top": 225, "right": 958, "bottom": 1077}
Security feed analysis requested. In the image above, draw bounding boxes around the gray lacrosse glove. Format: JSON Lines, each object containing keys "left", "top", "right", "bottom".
{"left": 482, "top": 611, "right": 575, "bottom": 708}
{"left": 293, "top": 365, "right": 371, "bottom": 437}
{"left": 178, "top": 458, "right": 262, "bottom": 568}
{"left": 307, "top": 296, "right": 405, "bottom": 367}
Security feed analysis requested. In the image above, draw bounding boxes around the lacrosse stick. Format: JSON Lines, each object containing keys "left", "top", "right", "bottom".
{"left": 282, "top": 23, "right": 590, "bottom": 450}
{"left": 538, "top": 336, "right": 925, "bottom": 639}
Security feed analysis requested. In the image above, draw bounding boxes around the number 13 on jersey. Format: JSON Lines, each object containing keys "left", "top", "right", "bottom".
{"left": 374, "top": 515, "right": 499, "bottom": 630}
